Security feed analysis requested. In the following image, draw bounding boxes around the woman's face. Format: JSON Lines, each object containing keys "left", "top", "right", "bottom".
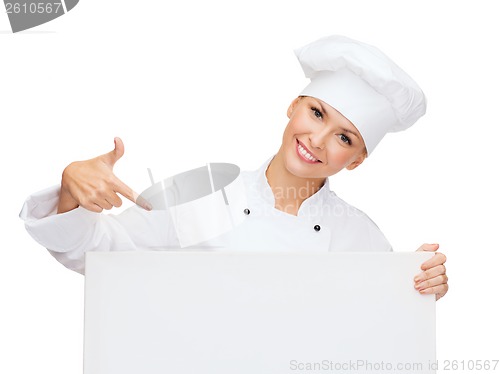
{"left": 279, "top": 96, "right": 367, "bottom": 180}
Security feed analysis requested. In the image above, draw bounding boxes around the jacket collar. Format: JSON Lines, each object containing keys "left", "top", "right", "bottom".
{"left": 251, "top": 157, "right": 331, "bottom": 220}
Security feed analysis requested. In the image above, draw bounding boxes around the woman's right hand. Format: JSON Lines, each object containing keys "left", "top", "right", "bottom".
{"left": 57, "top": 137, "right": 152, "bottom": 214}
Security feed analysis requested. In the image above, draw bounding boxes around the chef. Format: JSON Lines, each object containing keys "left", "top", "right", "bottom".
{"left": 19, "top": 35, "right": 448, "bottom": 300}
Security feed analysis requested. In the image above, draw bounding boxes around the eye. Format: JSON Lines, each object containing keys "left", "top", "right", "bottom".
{"left": 311, "top": 107, "right": 323, "bottom": 119}
{"left": 339, "top": 134, "right": 352, "bottom": 145}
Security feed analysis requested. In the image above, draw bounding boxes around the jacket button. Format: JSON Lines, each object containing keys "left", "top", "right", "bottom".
{"left": 243, "top": 208, "right": 251, "bottom": 215}
{"left": 313, "top": 225, "right": 321, "bottom": 232}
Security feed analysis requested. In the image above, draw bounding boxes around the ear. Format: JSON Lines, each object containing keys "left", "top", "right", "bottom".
{"left": 346, "top": 152, "right": 366, "bottom": 171}
{"left": 287, "top": 97, "right": 302, "bottom": 118}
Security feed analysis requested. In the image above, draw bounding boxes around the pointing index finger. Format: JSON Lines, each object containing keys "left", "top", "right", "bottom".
{"left": 113, "top": 176, "right": 152, "bottom": 211}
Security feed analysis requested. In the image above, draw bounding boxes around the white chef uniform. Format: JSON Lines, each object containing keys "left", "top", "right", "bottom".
{"left": 19, "top": 158, "right": 392, "bottom": 274}
{"left": 20, "top": 34, "right": 429, "bottom": 274}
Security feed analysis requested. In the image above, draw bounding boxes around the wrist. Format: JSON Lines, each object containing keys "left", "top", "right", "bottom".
{"left": 57, "top": 186, "right": 79, "bottom": 214}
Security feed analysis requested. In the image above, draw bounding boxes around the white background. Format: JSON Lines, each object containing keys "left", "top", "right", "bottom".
{"left": 1, "top": 0, "right": 499, "bottom": 373}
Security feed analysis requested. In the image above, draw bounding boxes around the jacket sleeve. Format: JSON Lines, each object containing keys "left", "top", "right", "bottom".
{"left": 19, "top": 185, "right": 179, "bottom": 274}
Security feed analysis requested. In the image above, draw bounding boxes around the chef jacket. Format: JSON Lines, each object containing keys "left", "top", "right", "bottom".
{"left": 20, "top": 158, "right": 392, "bottom": 274}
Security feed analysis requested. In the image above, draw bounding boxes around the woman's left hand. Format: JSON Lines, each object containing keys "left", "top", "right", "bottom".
{"left": 414, "top": 243, "right": 448, "bottom": 301}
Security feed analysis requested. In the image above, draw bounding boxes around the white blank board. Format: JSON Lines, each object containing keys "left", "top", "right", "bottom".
{"left": 84, "top": 251, "right": 435, "bottom": 374}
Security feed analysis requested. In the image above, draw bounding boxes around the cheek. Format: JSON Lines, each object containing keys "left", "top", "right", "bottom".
{"left": 282, "top": 121, "right": 299, "bottom": 144}
{"left": 324, "top": 147, "right": 357, "bottom": 167}
{"left": 281, "top": 125, "right": 292, "bottom": 145}
{"left": 285, "top": 114, "right": 310, "bottom": 134}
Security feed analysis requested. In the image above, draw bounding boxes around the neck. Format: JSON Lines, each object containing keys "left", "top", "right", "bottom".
{"left": 266, "top": 152, "right": 326, "bottom": 215}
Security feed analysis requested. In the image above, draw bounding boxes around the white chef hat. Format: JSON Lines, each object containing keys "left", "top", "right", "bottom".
{"left": 295, "top": 35, "right": 426, "bottom": 155}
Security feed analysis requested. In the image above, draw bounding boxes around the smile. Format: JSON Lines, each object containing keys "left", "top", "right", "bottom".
{"left": 296, "top": 140, "right": 321, "bottom": 163}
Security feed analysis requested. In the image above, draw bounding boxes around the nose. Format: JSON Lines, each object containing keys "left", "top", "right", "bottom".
{"left": 309, "top": 130, "right": 327, "bottom": 150}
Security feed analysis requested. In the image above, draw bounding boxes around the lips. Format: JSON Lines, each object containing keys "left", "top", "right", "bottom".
{"left": 296, "top": 139, "right": 321, "bottom": 163}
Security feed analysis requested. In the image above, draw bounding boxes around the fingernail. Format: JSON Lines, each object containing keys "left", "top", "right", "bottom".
{"left": 136, "top": 195, "right": 153, "bottom": 211}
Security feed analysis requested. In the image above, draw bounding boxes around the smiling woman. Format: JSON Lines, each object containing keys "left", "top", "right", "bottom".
{"left": 266, "top": 95, "right": 368, "bottom": 215}
{"left": 19, "top": 34, "right": 448, "bottom": 301}
{"left": 278, "top": 96, "right": 367, "bottom": 172}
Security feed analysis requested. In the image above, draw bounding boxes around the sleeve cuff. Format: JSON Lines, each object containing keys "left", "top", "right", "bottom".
{"left": 20, "top": 186, "right": 101, "bottom": 253}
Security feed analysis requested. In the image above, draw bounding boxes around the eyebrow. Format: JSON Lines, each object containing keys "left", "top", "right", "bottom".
{"left": 317, "top": 101, "right": 328, "bottom": 119}
{"left": 316, "top": 100, "right": 361, "bottom": 140}
{"left": 340, "top": 127, "right": 361, "bottom": 139}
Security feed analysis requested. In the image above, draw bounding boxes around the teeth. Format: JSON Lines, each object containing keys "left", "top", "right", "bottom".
{"left": 297, "top": 143, "right": 318, "bottom": 162}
